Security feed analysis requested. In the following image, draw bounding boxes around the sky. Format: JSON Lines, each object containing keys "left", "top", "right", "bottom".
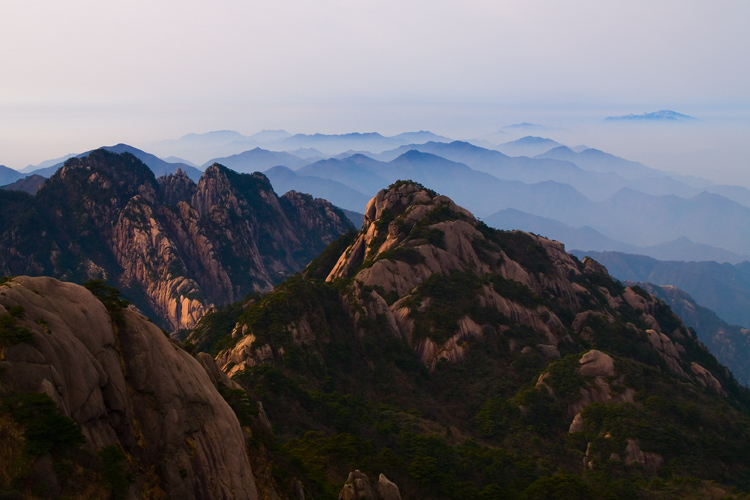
{"left": 0, "top": 0, "right": 748, "bottom": 182}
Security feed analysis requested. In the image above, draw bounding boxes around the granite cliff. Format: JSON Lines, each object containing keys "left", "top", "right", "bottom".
{"left": 0, "top": 276, "right": 258, "bottom": 499}
{"left": 0, "top": 149, "right": 353, "bottom": 330}
{"left": 195, "top": 181, "right": 750, "bottom": 499}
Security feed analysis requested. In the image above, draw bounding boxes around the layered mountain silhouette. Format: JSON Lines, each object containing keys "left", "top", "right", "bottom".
{"left": 202, "top": 147, "right": 309, "bottom": 171}
{"left": 0, "top": 164, "right": 24, "bottom": 185}
{"left": 486, "top": 208, "right": 750, "bottom": 264}
{"left": 149, "top": 130, "right": 452, "bottom": 164}
{"left": 0, "top": 174, "right": 46, "bottom": 195}
{"left": 18, "top": 133, "right": 750, "bottom": 268}
{"left": 495, "top": 135, "right": 562, "bottom": 156}
{"left": 22, "top": 143, "right": 203, "bottom": 181}
{"left": 264, "top": 165, "right": 371, "bottom": 214}
{"left": 605, "top": 110, "right": 697, "bottom": 121}
{"left": 260, "top": 145, "right": 750, "bottom": 260}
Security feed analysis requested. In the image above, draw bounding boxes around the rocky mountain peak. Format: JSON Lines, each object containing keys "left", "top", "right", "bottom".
{"left": 362, "top": 180, "right": 438, "bottom": 225}
{"left": 0, "top": 150, "right": 353, "bottom": 331}
{"left": 220, "top": 181, "right": 733, "bottom": 384}
{"left": 327, "top": 180, "right": 477, "bottom": 281}
{"left": 53, "top": 149, "right": 156, "bottom": 200}
{"left": 197, "top": 181, "right": 750, "bottom": 497}
{"left": 157, "top": 167, "right": 196, "bottom": 206}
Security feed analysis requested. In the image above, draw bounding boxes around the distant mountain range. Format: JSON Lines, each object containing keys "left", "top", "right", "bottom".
{"left": 605, "top": 110, "right": 697, "bottom": 122}
{"left": 264, "top": 165, "right": 371, "bottom": 214}
{"left": 486, "top": 208, "right": 750, "bottom": 264}
{"left": 11, "top": 129, "right": 750, "bottom": 267}
{"left": 370, "top": 141, "right": 686, "bottom": 202}
{"left": 501, "top": 122, "right": 548, "bottom": 130}
{"left": 495, "top": 136, "right": 562, "bottom": 157}
{"left": 148, "top": 129, "right": 453, "bottom": 164}
{"left": 1, "top": 174, "right": 46, "bottom": 195}
{"left": 203, "top": 147, "right": 309, "bottom": 171}
{"left": 12, "top": 144, "right": 203, "bottom": 181}
{"left": 0, "top": 165, "right": 25, "bottom": 185}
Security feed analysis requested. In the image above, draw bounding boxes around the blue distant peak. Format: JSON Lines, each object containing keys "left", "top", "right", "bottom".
{"left": 605, "top": 110, "right": 696, "bottom": 121}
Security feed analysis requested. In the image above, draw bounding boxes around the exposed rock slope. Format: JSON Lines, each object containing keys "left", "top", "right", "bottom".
{"left": 630, "top": 281, "right": 750, "bottom": 387}
{"left": 221, "top": 181, "right": 724, "bottom": 385}
{"left": 195, "top": 181, "right": 750, "bottom": 499}
{"left": 0, "top": 276, "right": 258, "bottom": 499}
{"left": 0, "top": 149, "right": 353, "bottom": 330}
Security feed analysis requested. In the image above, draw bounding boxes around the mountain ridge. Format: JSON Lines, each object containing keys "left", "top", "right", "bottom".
{"left": 605, "top": 110, "right": 697, "bottom": 121}
{"left": 187, "top": 180, "right": 750, "bottom": 498}
{"left": 0, "top": 150, "right": 353, "bottom": 330}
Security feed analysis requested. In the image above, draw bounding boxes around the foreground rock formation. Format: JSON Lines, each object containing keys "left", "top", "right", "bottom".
{"left": 0, "top": 150, "right": 353, "bottom": 330}
{"left": 0, "top": 276, "right": 258, "bottom": 499}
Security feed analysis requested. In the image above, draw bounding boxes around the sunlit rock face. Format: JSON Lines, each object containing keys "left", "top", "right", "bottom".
{"left": 220, "top": 181, "right": 722, "bottom": 393}
{"left": 0, "top": 150, "right": 353, "bottom": 330}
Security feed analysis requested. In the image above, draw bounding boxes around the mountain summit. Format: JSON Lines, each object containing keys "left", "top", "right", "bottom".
{"left": 0, "top": 149, "right": 353, "bottom": 329}
{"left": 193, "top": 180, "right": 750, "bottom": 499}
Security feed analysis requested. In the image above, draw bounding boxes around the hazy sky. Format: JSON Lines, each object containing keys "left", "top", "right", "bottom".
{"left": 1, "top": 0, "right": 748, "bottom": 178}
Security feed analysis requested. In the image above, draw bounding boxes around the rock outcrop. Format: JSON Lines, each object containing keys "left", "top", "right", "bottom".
{"left": 0, "top": 276, "right": 258, "bottom": 499}
{"left": 628, "top": 281, "right": 750, "bottom": 388}
{"left": 624, "top": 439, "right": 664, "bottom": 472}
{"left": 579, "top": 350, "right": 615, "bottom": 378}
{"left": 339, "top": 471, "right": 401, "bottom": 500}
{"left": 0, "top": 150, "right": 353, "bottom": 330}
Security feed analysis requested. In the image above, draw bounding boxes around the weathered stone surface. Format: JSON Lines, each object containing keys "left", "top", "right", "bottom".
{"left": 579, "top": 350, "right": 616, "bottom": 377}
{"left": 377, "top": 474, "right": 402, "bottom": 500}
{"left": 339, "top": 470, "right": 377, "bottom": 500}
{"left": 214, "top": 182, "right": 738, "bottom": 454}
{"left": 568, "top": 377, "right": 636, "bottom": 419}
{"left": 0, "top": 277, "right": 258, "bottom": 500}
{"left": 256, "top": 402, "right": 274, "bottom": 435}
{"left": 645, "top": 329, "right": 688, "bottom": 377}
{"left": 416, "top": 316, "right": 484, "bottom": 369}
{"left": 338, "top": 470, "right": 401, "bottom": 500}
{"left": 196, "top": 352, "right": 242, "bottom": 390}
{"left": 625, "top": 439, "right": 664, "bottom": 472}
{"left": 538, "top": 344, "right": 561, "bottom": 359}
{"left": 691, "top": 362, "right": 726, "bottom": 395}
{"left": 569, "top": 413, "right": 584, "bottom": 433}
{"left": 582, "top": 257, "right": 609, "bottom": 276}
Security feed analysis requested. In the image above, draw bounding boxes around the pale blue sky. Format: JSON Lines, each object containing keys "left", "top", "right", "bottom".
{"left": 0, "top": 0, "right": 748, "bottom": 177}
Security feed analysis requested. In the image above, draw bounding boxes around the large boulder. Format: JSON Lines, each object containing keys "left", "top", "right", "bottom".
{"left": 579, "top": 349, "right": 616, "bottom": 377}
